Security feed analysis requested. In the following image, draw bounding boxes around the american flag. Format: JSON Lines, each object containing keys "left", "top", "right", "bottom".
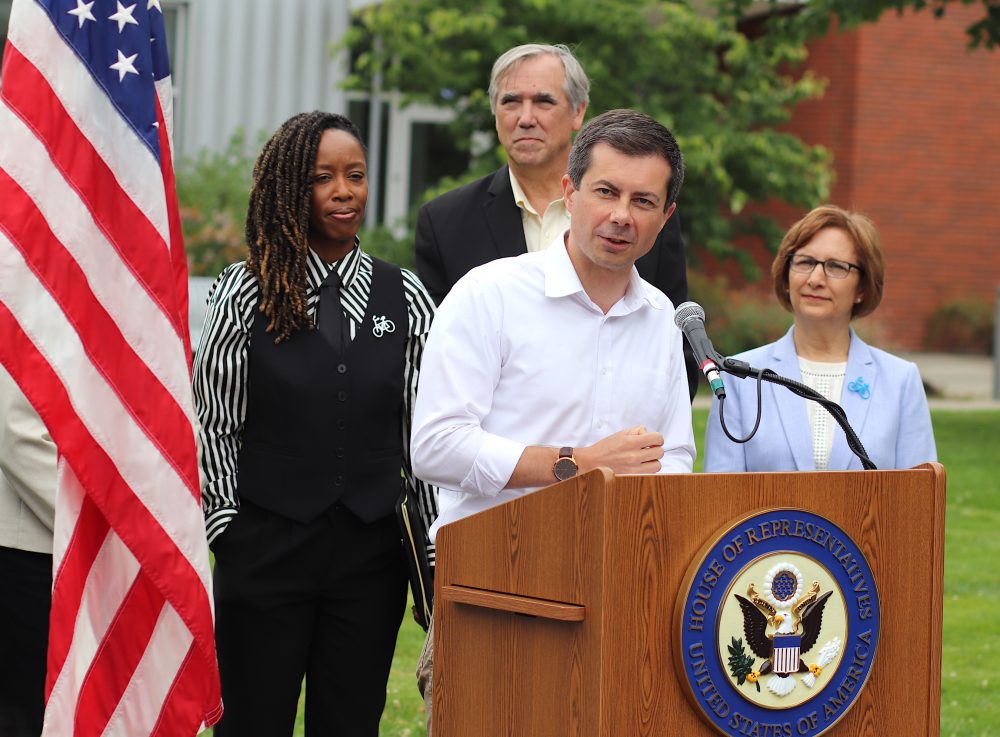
{"left": 0, "top": 0, "right": 222, "bottom": 734}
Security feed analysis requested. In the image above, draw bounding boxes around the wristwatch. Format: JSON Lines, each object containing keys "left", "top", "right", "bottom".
{"left": 552, "top": 447, "right": 578, "bottom": 481}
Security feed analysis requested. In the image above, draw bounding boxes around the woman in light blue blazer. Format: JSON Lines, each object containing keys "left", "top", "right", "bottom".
{"left": 704, "top": 206, "right": 937, "bottom": 472}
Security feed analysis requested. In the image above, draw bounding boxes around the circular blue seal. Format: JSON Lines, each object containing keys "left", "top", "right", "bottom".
{"left": 675, "top": 509, "right": 880, "bottom": 737}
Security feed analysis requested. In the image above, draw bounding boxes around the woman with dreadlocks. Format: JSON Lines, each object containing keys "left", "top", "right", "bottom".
{"left": 193, "top": 111, "right": 436, "bottom": 736}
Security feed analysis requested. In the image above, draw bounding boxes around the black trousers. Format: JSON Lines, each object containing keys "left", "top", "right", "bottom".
{"left": 212, "top": 500, "right": 406, "bottom": 737}
{"left": 0, "top": 545, "right": 52, "bottom": 737}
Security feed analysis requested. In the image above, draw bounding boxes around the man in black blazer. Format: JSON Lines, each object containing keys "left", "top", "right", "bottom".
{"left": 415, "top": 43, "right": 697, "bottom": 399}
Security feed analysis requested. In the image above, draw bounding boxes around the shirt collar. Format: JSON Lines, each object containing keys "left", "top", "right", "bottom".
{"left": 509, "top": 168, "right": 567, "bottom": 219}
{"left": 629, "top": 271, "right": 668, "bottom": 311}
{"left": 543, "top": 232, "right": 667, "bottom": 313}
{"left": 543, "top": 233, "right": 586, "bottom": 298}
{"left": 509, "top": 169, "right": 538, "bottom": 215}
{"left": 305, "top": 237, "right": 362, "bottom": 290}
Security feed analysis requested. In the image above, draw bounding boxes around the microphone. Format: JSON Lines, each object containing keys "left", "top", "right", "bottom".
{"left": 673, "top": 301, "right": 725, "bottom": 399}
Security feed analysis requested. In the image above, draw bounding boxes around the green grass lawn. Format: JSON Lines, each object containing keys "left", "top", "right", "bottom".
{"left": 374, "top": 408, "right": 1000, "bottom": 737}
{"left": 935, "top": 410, "right": 1000, "bottom": 737}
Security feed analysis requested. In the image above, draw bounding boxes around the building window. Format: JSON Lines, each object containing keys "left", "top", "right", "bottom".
{"left": 345, "top": 95, "right": 469, "bottom": 231}
{"left": 409, "top": 120, "right": 469, "bottom": 211}
{"left": 349, "top": 97, "right": 391, "bottom": 227}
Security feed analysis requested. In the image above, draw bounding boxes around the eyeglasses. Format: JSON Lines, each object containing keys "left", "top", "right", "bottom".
{"left": 788, "top": 254, "right": 864, "bottom": 280}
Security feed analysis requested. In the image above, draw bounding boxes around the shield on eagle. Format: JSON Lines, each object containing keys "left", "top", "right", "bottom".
{"left": 772, "top": 634, "right": 802, "bottom": 676}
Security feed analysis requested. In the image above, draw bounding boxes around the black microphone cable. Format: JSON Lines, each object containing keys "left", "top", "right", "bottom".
{"left": 717, "top": 357, "right": 877, "bottom": 470}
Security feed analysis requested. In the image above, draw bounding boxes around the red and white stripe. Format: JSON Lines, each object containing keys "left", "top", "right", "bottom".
{"left": 772, "top": 641, "right": 801, "bottom": 676}
{"left": 0, "top": 1, "right": 221, "bottom": 734}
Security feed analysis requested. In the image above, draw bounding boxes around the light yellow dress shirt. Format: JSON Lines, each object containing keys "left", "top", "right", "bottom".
{"left": 509, "top": 169, "right": 571, "bottom": 253}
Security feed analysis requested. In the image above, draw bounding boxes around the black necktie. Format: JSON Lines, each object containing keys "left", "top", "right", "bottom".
{"left": 318, "top": 269, "right": 349, "bottom": 353}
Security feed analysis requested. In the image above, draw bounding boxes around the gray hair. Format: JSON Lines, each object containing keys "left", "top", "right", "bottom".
{"left": 567, "top": 109, "right": 685, "bottom": 211}
{"left": 488, "top": 44, "right": 590, "bottom": 115}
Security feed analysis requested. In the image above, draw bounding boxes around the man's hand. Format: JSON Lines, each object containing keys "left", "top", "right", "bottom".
{"left": 576, "top": 426, "right": 664, "bottom": 475}
{"left": 505, "top": 427, "right": 665, "bottom": 489}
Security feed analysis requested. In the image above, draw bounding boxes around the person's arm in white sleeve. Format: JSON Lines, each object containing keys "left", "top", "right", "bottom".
{"left": 657, "top": 327, "right": 696, "bottom": 473}
{"left": 410, "top": 277, "right": 525, "bottom": 497}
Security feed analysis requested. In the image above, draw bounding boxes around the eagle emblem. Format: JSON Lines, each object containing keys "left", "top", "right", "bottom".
{"left": 729, "top": 562, "right": 842, "bottom": 697}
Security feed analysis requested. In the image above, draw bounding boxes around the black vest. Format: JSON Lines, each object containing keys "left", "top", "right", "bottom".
{"left": 237, "top": 257, "right": 407, "bottom": 523}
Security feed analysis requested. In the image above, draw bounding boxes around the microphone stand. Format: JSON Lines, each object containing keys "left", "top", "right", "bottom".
{"left": 717, "top": 356, "right": 878, "bottom": 471}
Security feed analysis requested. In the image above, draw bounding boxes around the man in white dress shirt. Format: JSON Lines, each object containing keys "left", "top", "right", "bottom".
{"left": 410, "top": 108, "right": 695, "bottom": 732}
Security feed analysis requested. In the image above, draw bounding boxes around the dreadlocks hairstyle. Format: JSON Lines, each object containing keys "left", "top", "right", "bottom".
{"left": 245, "top": 111, "right": 366, "bottom": 344}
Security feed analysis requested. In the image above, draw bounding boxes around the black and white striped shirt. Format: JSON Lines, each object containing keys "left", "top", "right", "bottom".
{"left": 192, "top": 244, "right": 437, "bottom": 553}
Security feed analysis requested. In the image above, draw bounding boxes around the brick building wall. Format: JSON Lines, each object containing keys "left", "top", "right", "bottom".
{"left": 782, "top": 6, "right": 1000, "bottom": 350}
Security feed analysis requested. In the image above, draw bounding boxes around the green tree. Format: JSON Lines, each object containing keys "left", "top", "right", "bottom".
{"left": 175, "top": 129, "right": 255, "bottom": 277}
{"left": 344, "top": 0, "right": 832, "bottom": 273}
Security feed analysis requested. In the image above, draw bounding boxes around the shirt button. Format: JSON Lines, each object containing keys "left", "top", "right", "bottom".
{"left": 337, "top": 419, "right": 347, "bottom": 430}
{"left": 334, "top": 476, "right": 344, "bottom": 487}
{"left": 337, "top": 363, "right": 347, "bottom": 374}
{"left": 338, "top": 390, "right": 348, "bottom": 401}
{"left": 336, "top": 447, "right": 345, "bottom": 458}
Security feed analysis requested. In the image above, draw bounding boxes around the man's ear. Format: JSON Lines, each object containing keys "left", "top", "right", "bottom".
{"left": 653, "top": 202, "right": 676, "bottom": 238}
{"left": 572, "top": 102, "right": 587, "bottom": 132}
{"left": 562, "top": 173, "right": 577, "bottom": 211}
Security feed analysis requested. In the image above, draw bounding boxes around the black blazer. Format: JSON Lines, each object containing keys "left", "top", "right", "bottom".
{"left": 415, "top": 166, "right": 698, "bottom": 398}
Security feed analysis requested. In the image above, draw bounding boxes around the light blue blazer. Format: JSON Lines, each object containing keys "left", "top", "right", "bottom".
{"left": 703, "top": 327, "right": 937, "bottom": 472}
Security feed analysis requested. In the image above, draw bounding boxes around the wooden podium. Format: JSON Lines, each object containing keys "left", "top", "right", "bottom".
{"left": 432, "top": 465, "right": 946, "bottom": 736}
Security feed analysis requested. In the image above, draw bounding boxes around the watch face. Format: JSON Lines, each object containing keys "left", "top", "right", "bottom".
{"left": 554, "top": 457, "right": 578, "bottom": 481}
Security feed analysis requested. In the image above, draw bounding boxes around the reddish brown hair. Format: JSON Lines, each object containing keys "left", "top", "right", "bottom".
{"left": 771, "top": 205, "right": 885, "bottom": 319}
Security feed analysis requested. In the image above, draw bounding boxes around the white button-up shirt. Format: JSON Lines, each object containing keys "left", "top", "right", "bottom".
{"left": 412, "top": 235, "right": 695, "bottom": 540}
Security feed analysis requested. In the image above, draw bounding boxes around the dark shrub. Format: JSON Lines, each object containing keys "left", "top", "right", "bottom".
{"left": 924, "top": 296, "right": 994, "bottom": 355}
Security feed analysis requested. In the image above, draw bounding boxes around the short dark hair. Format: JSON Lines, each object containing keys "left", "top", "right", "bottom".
{"left": 771, "top": 205, "right": 885, "bottom": 320}
{"left": 567, "top": 109, "right": 685, "bottom": 211}
{"left": 246, "top": 111, "right": 365, "bottom": 343}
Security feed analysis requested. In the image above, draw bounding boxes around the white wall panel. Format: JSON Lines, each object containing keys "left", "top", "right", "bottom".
{"left": 176, "top": 0, "right": 351, "bottom": 159}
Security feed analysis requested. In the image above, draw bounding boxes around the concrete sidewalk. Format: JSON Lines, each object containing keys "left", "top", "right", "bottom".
{"left": 902, "top": 352, "right": 998, "bottom": 409}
